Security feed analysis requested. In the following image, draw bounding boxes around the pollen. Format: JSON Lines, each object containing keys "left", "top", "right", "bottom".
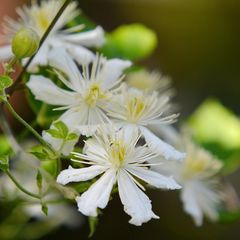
{"left": 84, "top": 83, "right": 109, "bottom": 107}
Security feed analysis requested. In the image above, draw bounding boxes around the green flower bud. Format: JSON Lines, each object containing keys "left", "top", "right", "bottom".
{"left": 12, "top": 28, "right": 40, "bottom": 59}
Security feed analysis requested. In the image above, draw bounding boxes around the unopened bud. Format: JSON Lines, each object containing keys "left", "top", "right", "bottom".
{"left": 12, "top": 28, "right": 40, "bottom": 59}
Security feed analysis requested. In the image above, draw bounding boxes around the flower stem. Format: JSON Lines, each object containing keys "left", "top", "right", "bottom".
{"left": 4, "top": 98, "right": 55, "bottom": 153}
{"left": 6, "top": 170, "right": 41, "bottom": 200}
{"left": 7, "top": 0, "right": 73, "bottom": 95}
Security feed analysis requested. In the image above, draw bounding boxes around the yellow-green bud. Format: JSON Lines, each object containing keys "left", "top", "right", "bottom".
{"left": 12, "top": 28, "right": 40, "bottom": 59}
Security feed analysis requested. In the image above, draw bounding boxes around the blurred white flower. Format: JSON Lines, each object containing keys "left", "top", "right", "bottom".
{"left": 107, "top": 86, "right": 185, "bottom": 161}
{"left": 152, "top": 127, "right": 223, "bottom": 226}
{"left": 57, "top": 126, "right": 181, "bottom": 226}
{"left": 27, "top": 48, "right": 131, "bottom": 138}
{"left": 126, "top": 69, "right": 172, "bottom": 93}
{"left": 0, "top": 0, "right": 105, "bottom": 70}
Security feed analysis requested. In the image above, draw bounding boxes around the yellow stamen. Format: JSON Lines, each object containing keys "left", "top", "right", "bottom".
{"left": 84, "top": 83, "right": 109, "bottom": 107}
{"left": 109, "top": 140, "right": 126, "bottom": 168}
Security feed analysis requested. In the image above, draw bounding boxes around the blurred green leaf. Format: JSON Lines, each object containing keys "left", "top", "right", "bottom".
{"left": 101, "top": 23, "right": 158, "bottom": 61}
{"left": 187, "top": 98, "right": 240, "bottom": 173}
{"left": 30, "top": 145, "right": 54, "bottom": 161}
{"left": 0, "top": 135, "right": 11, "bottom": 155}
{"left": 41, "top": 203, "right": 48, "bottom": 216}
{"left": 219, "top": 209, "right": 240, "bottom": 223}
{"left": 0, "top": 155, "right": 9, "bottom": 172}
{"left": 0, "top": 75, "right": 13, "bottom": 91}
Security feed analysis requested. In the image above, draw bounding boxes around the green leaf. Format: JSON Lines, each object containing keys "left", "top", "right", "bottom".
{"left": 53, "top": 121, "right": 69, "bottom": 138}
{"left": 41, "top": 203, "right": 48, "bottom": 216}
{"left": 36, "top": 170, "right": 43, "bottom": 191}
{"left": 30, "top": 145, "right": 53, "bottom": 161}
{"left": 46, "top": 129, "right": 63, "bottom": 139}
{"left": 0, "top": 155, "right": 9, "bottom": 172}
{"left": 0, "top": 75, "right": 13, "bottom": 91}
{"left": 101, "top": 24, "right": 158, "bottom": 61}
{"left": 66, "top": 133, "right": 78, "bottom": 141}
{"left": 88, "top": 216, "right": 98, "bottom": 238}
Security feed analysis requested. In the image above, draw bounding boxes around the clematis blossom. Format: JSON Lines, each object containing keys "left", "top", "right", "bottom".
{"left": 57, "top": 126, "right": 181, "bottom": 226}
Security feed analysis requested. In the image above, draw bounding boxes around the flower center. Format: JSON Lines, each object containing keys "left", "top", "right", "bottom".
{"left": 34, "top": 9, "right": 51, "bottom": 35}
{"left": 182, "top": 155, "right": 216, "bottom": 180}
{"left": 84, "top": 83, "right": 109, "bottom": 107}
{"left": 109, "top": 140, "right": 126, "bottom": 168}
{"left": 126, "top": 96, "right": 146, "bottom": 122}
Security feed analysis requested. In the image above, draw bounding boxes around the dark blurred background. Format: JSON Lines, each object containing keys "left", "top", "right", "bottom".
{"left": 1, "top": 0, "right": 240, "bottom": 239}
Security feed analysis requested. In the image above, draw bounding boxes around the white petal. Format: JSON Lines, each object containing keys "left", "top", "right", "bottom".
{"left": 48, "top": 47, "right": 83, "bottom": 91}
{"left": 27, "top": 75, "right": 75, "bottom": 106}
{"left": 57, "top": 165, "right": 107, "bottom": 185}
{"left": 67, "top": 44, "right": 95, "bottom": 65}
{"left": 118, "top": 170, "right": 159, "bottom": 226}
{"left": 99, "top": 59, "right": 132, "bottom": 90}
{"left": 148, "top": 124, "right": 180, "bottom": 147}
{"left": 23, "top": 42, "right": 50, "bottom": 72}
{"left": 181, "top": 184, "right": 203, "bottom": 226}
{"left": 0, "top": 45, "right": 13, "bottom": 61}
{"left": 61, "top": 26, "right": 105, "bottom": 47}
{"left": 126, "top": 166, "right": 181, "bottom": 190}
{"left": 140, "top": 126, "right": 185, "bottom": 161}
{"left": 76, "top": 169, "right": 116, "bottom": 217}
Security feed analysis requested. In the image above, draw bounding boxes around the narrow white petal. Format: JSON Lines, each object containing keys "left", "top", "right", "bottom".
{"left": 99, "top": 59, "right": 132, "bottom": 90}
{"left": 140, "top": 126, "right": 185, "bottom": 161}
{"left": 27, "top": 75, "right": 76, "bottom": 106}
{"left": 23, "top": 42, "right": 50, "bottom": 72}
{"left": 67, "top": 45, "right": 95, "bottom": 65}
{"left": 118, "top": 170, "right": 159, "bottom": 226}
{"left": 181, "top": 184, "right": 203, "bottom": 226}
{"left": 148, "top": 124, "right": 180, "bottom": 147}
{"left": 126, "top": 166, "right": 181, "bottom": 190}
{"left": 48, "top": 47, "right": 83, "bottom": 91}
{"left": 57, "top": 165, "right": 107, "bottom": 185}
{"left": 62, "top": 26, "right": 105, "bottom": 47}
{"left": 0, "top": 45, "right": 13, "bottom": 61}
{"left": 76, "top": 169, "right": 116, "bottom": 217}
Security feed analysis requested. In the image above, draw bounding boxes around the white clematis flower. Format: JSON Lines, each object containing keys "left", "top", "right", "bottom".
{"left": 107, "top": 86, "right": 185, "bottom": 161}
{"left": 27, "top": 48, "right": 131, "bottom": 137}
{"left": 126, "top": 69, "right": 172, "bottom": 94}
{"left": 57, "top": 126, "right": 181, "bottom": 226}
{"left": 152, "top": 127, "right": 223, "bottom": 226}
{"left": 0, "top": 0, "right": 105, "bottom": 70}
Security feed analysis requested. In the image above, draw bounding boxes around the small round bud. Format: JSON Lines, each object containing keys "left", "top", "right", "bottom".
{"left": 12, "top": 28, "right": 40, "bottom": 59}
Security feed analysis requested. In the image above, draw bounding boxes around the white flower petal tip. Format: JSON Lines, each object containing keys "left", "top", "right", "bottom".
{"left": 165, "top": 176, "right": 182, "bottom": 190}
{"left": 76, "top": 170, "right": 116, "bottom": 217}
{"left": 140, "top": 127, "right": 186, "bottom": 161}
{"left": 57, "top": 165, "right": 106, "bottom": 185}
{"left": 118, "top": 170, "right": 159, "bottom": 226}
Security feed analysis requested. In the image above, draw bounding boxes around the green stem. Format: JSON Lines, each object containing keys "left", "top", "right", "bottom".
{"left": 4, "top": 98, "right": 55, "bottom": 153}
{"left": 6, "top": 170, "right": 41, "bottom": 200}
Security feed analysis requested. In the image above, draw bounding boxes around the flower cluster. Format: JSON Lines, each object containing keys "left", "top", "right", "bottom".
{"left": 0, "top": 0, "right": 224, "bottom": 234}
